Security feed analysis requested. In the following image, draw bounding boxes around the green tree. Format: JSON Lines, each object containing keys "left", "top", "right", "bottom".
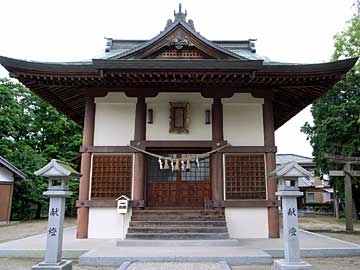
{"left": 0, "top": 78, "right": 82, "bottom": 219}
{"left": 302, "top": 15, "right": 360, "bottom": 215}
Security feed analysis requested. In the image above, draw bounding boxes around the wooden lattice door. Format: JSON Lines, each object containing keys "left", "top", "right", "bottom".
{"left": 147, "top": 153, "right": 211, "bottom": 208}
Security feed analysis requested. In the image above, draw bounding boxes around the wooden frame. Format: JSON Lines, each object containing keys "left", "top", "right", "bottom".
{"left": 169, "top": 102, "right": 189, "bottom": 134}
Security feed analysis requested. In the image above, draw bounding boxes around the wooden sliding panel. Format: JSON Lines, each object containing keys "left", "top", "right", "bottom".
{"left": 225, "top": 154, "right": 266, "bottom": 200}
{"left": 91, "top": 155, "right": 132, "bottom": 199}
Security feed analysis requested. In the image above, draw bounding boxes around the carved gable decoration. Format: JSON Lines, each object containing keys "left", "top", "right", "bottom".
{"left": 112, "top": 5, "right": 240, "bottom": 60}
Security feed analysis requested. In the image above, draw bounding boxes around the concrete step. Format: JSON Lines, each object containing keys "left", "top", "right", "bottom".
{"left": 134, "top": 209, "right": 224, "bottom": 214}
{"left": 116, "top": 239, "right": 240, "bottom": 247}
{"left": 131, "top": 210, "right": 225, "bottom": 219}
{"left": 130, "top": 220, "right": 226, "bottom": 227}
{"left": 126, "top": 232, "right": 229, "bottom": 240}
{"left": 128, "top": 226, "right": 228, "bottom": 233}
{"left": 79, "top": 246, "right": 273, "bottom": 266}
{"left": 131, "top": 215, "right": 225, "bottom": 221}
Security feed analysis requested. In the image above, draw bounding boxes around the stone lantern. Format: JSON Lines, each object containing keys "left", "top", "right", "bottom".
{"left": 32, "top": 159, "right": 81, "bottom": 270}
{"left": 270, "top": 161, "right": 313, "bottom": 270}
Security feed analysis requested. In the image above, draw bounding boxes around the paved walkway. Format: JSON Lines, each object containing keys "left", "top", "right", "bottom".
{"left": 0, "top": 226, "right": 359, "bottom": 267}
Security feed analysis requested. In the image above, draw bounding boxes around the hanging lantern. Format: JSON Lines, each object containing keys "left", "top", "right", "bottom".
{"left": 174, "top": 159, "right": 180, "bottom": 171}
{"left": 171, "top": 160, "right": 175, "bottom": 172}
{"left": 158, "top": 158, "right": 163, "bottom": 170}
{"left": 186, "top": 159, "right": 191, "bottom": 171}
{"left": 163, "top": 159, "right": 170, "bottom": 170}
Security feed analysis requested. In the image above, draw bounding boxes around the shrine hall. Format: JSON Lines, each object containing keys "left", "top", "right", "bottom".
{"left": 0, "top": 6, "right": 356, "bottom": 240}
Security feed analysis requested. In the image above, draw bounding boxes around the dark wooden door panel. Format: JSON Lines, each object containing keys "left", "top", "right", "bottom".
{"left": 147, "top": 182, "right": 177, "bottom": 207}
{"left": 0, "top": 184, "right": 12, "bottom": 221}
{"left": 147, "top": 181, "right": 211, "bottom": 207}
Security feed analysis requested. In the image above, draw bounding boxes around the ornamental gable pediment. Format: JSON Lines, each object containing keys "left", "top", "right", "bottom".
{"left": 118, "top": 25, "right": 238, "bottom": 60}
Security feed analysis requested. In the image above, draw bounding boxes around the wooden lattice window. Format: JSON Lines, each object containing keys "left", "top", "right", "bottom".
{"left": 156, "top": 48, "right": 205, "bottom": 59}
{"left": 91, "top": 155, "right": 132, "bottom": 199}
{"left": 225, "top": 154, "right": 266, "bottom": 200}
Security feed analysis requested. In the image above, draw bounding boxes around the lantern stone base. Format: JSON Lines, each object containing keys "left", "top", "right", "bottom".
{"left": 274, "top": 259, "right": 312, "bottom": 270}
{"left": 32, "top": 260, "right": 72, "bottom": 270}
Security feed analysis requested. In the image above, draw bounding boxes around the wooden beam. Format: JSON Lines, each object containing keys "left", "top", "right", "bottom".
{"left": 329, "top": 170, "right": 360, "bottom": 177}
{"left": 80, "top": 146, "right": 136, "bottom": 153}
{"left": 324, "top": 153, "right": 360, "bottom": 164}
{"left": 224, "top": 200, "right": 280, "bottom": 208}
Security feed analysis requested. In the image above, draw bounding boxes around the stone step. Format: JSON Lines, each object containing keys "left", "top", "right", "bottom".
{"left": 132, "top": 210, "right": 224, "bottom": 217}
{"left": 126, "top": 232, "right": 229, "bottom": 240}
{"left": 116, "top": 239, "right": 240, "bottom": 247}
{"left": 128, "top": 226, "right": 228, "bottom": 233}
{"left": 135, "top": 209, "right": 224, "bottom": 214}
{"left": 130, "top": 220, "right": 226, "bottom": 227}
{"left": 131, "top": 215, "right": 225, "bottom": 221}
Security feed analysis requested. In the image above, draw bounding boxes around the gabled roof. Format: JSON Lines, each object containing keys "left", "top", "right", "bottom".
{"left": 270, "top": 161, "right": 312, "bottom": 178}
{"left": 276, "top": 154, "right": 315, "bottom": 167}
{"left": 104, "top": 6, "right": 244, "bottom": 60}
{"left": 34, "top": 159, "right": 81, "bottom": 178}
{"left": 0, "top": 156, "right": 26, "bottom": 179}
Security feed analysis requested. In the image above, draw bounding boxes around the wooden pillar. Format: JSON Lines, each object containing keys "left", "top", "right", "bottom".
{"left": 134, "top": 97, "right": 146, "bottom": 142}
{"left": 77, "top": 95, "right": 95, "bottom": 239}
{"left": 212, "top": 97, "right": 224, "bottom": 204}
{"left": 344, "top": 162, "right": 353, "bottom": 231}
{"left": 263, "top": 95, "right": 280, "bottom": 238}
{"left": 133, "top": 97, "right": 146, "bottom": 205}
{"left": 212, "top": 97, "right": 223, "bottom": 142}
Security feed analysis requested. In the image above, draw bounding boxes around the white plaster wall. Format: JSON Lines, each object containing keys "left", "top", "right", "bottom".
{"left": 93, "top": 103, "right": 135, "bottom": 146}
{"left": 223, "top": 102, "right": 264, "bottom": 146}
{"left": 0, "top": 167, "right": 14, "bottom": 183}
{"left": 146, "top": 93, "right": 212, "bottom": 140}
{"left": 225, "top": 207, "right": 269, "bottom": 238}
{"left": 88, "top": 207, "right": 132, "bottom": 239}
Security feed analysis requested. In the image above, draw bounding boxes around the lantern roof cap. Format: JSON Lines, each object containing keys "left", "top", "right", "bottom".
{"left": 34, "top": 159, "right": 81, "bottom": 178}
{"left": 116, "top": 195, "right": 130, "bottom": 201}
{"left": 269, "top": 161, "right": 311, "bottom": 178}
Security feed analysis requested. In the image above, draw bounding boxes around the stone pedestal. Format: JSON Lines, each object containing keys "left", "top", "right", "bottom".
{"left": 270, "top": 161, "right": 314, "bottom": 270}
{"left": 32, "top": 159, "right": 81, "bottom": 270}
{"left": 32, "top": 259, "right": 73, "bottom": 270}
{"left": 274, "top": 190, "right": 313, "bottom": 270}
{"left": 32, "top": 191, "right": 72, "bottom": 270}
{"left": 274, "top": 259, "right": 313, "bottom": 270}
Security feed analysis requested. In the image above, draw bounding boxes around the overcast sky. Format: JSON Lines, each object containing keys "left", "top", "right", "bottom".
{"left": 0, "top": 0, "right": 356, "bottom": 157}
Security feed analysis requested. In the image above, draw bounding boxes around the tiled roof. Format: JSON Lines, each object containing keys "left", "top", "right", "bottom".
{"left": 276, "top": 154, "right": 314, "bottom": 166}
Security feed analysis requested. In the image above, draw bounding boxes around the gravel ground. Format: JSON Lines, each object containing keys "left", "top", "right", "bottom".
{"left": 299, "top": 215, "right": 360, "bottom": 232}
{"left": 299, "top": 215, "right": 360, "bottom": 245}
{"left": 1, "top": 258, "right": 360, "bottom": 270}
{"left": 0, "top": 218, "right": 76, "bottom": 243}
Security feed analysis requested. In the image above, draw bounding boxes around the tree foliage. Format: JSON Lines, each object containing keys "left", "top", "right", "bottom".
{"left": 302, "top": 15, "right": 360, "bottom": 211}
{"left": 0, "top": 78, "right": 82, "bottom": 219}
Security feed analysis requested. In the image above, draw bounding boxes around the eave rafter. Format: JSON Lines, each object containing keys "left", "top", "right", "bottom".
{"left": 0, "top": 56, "right": 357, "bottom": 128}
